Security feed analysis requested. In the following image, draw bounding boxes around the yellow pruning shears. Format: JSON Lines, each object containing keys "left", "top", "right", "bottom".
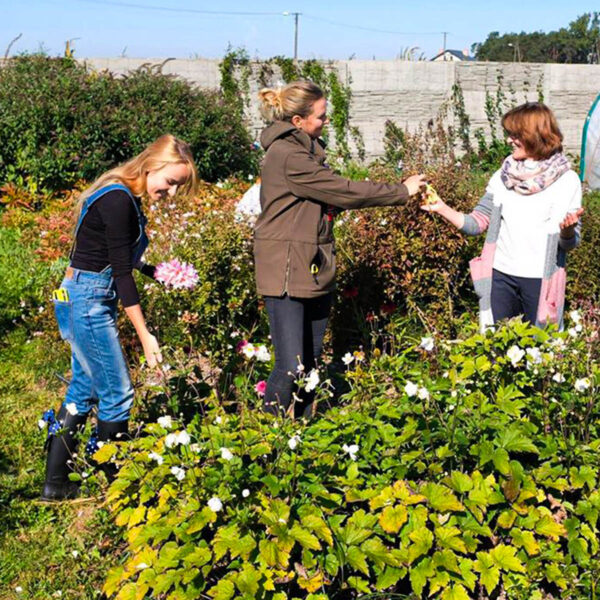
{"left": 310, "top": 264, "right": 319, "bottom": 275}
{"left": 52, "top": 288, "right": 70, "bottom": 302}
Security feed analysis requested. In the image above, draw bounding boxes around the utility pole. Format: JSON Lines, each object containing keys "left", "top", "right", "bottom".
{"left": 283, "top": 11, "right": 301, "bottom": 60}
{"left": 442, "top": 31, "right": 448, "bottom": 60}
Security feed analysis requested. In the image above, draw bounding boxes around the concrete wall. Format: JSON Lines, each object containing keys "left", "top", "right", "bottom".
{"left": 83, "top": 57, "right": 600, "bottom": 160}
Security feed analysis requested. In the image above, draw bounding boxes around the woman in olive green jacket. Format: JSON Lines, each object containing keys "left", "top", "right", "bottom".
{"left": 255, "top": 80, "right": 425, "bottom": 417}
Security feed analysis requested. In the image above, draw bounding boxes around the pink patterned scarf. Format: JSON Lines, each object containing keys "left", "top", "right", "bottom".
{"left": 500, "top": 152, "right": 571, "bottom": 195}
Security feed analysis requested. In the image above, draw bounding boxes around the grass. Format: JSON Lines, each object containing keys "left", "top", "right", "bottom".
{"left": 0, "top": 327, "right": 121, "bottom": 599}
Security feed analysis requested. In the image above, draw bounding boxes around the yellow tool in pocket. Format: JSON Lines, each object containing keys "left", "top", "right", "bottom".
{"left": 310, "top": 264, "right": 319, "bottom": 275}
{"left": 52, "top": 288, "right": 70, "bottom": 302}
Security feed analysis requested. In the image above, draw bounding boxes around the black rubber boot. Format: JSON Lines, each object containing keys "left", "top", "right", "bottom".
{"left": 97, "top": 419, "right": 129, "bottom": 482}
{"left": 41, "top": 406, "right": 88, "bottom": 501}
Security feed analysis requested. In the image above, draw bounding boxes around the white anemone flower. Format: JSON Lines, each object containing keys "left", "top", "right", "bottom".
{"left": 506, "top": 345, "right": 525, "bottom": 366}
{"left": 288, "top": 435, "right": 301, "bottom": 450}
{"left": 404, "top": 381, "right": 418, "bottom": 397}
{"left": 208, "top": 497, "right": 223, "bottom": 512}
{"left": 552, "top": 372, "right": 565, "bottom": 383}
{"left": 242, "top": 343, "right": 256, "bottom": 359}
{"left": 148, "top": 452, "right": 164, "bottom": 465}
{"left": 342, "top": 443, "right": 359, "bottom": 461}
{"left": 342, "top": 352, "right": 354, "bottom": 366}
{"left": 526, "top": 347, "right": 543, "bottom": 365}
{"left": 170, "top": 466, "right": 186, "bottom": 481}
{"left": 417, "top": 387, "right": 430, "bottom": 400}
{"left": 570, "top": 310, "right": 582, "bottom": 324}
{"left": 165, "top": 433, "right": 178, "bottom": 448}
{"left": 255, "top": 345, "right": 271, "bottom": 362}
{"left": 157, "top": 415, "right": 172, "bottom": 428}
{"left": 242, "top": 489, "right": 250, "bottom": 498}
{"left": 574, "top": 378, "right": 591, "bottom": 392}
{"left": 176, "top": 430, "right": 191, "bottom": 446}
{"left": 220, "top": 447, "right": 234, "bottom": 461}
{"left": 305, "top": 369, "right": 320, "bottom": 392}
{"left": 419, "top": 337, "right": 435, "bottom": 352}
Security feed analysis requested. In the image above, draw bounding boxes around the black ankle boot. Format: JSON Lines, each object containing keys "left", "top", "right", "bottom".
{"left": 97, "top": 419, "right": 129, "bottom": 481}
{"left": 41, "top": 406, "right": 88, "bottom": 501}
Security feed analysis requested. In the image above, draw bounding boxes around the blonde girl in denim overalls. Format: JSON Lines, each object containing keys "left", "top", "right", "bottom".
{"left": 42, "top": 135, "right": 197, "bottom": 501}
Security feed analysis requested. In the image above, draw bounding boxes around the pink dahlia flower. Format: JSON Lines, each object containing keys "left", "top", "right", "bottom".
{"left": 255, "top": 380, "right": 267, "bottom": 396}
{"left": 155, "top": 259, "right": 199, "bottom": 290}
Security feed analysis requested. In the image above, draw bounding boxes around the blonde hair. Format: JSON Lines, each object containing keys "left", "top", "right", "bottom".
{"left": 258, "top": 80, "right": 324, "bottom": 123}
{"left": 74, "top": 134, "right": 198, "bottom": 223}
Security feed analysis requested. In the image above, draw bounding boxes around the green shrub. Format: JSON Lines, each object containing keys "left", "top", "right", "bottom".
{"left": 0, "top": 54, "right": 259, "bottom": 193}
{"left": 99, "top": 317, "right": 600, "bottom": 599}
{"left": 0, "top": 227, "right": 66, "bottom": 333}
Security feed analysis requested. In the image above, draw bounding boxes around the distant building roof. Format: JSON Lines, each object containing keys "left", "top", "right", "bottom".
{"left": 431, "top": 49, "right": 476, "bottom": 62}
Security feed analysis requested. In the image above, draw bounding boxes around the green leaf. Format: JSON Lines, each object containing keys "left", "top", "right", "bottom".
{"left": 408, "top": 527, "right": 434, "bottom": 563}
{"left": 208, "top": 579, "right": 235, "bottom": 600}
{"left": 474, "top": 552, "right": 500, "bottom": 594}
{"left": 290, "top": 525, "right": 321, "bottom": 550}
{"left": 497, "top": 425, "right": 538, "bottom": 454}
{"left": 213, "top": 524, "right": 240, "bottom": 561}
{"left": 301, "top": 514, "right": 333, "bottom": 546}
{"left": 449, "top": 471, "right": 473, "bottom": 493}
{"left": 325, "top": 552, "right": 339, "bottom": 577}
{"left": 128, "top": 505, "right": 146, "bottom": 528}
{"left": 568, "top": 537, "right": 590, "bottom": 566}
{"left": 441, "top": 583, "right": 470, "bottom": 600}
{"left": 492, "top": 448, "right": 511, "bottom": 475}
{"left": 347, "top": 576, "right": 370, "bottom": 593}
{"left": 378, "top": 505, "right": 408, "bottom": 534}
{"left": 510, "top": 528, "right": 540, "bottom": 556}
{"left": 497, "top": 510, "right": 517, "bottom": 529}
{"left": 376, "top": 566, "right": 404, "bottom": 590}
{"left": 346, "top": 462, "right": 359, "bottom": 481}
{"left": 422, "top": 483, "right": 463, "bottom": 512}
{"left": 346, "top": 545, "right": 369, "bottom": 576}
{"left": 235, "top": 564, "right": 260, "bottom": 596}
{"left": 436, "top": 526, "right": 467, "bottom": 553}
{"left": 361, "top": 537, "right": 398, "bottom": 567}
{"left": 490, "top": 544, "right": 525, "bottom": 573}
{"left": 570, "top": 466, "right": 596, "bottom": 490}
{"left": 409, "top": 557, "right": 434, "bottom": 596}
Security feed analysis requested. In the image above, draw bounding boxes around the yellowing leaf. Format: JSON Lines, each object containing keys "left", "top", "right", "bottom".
{"left": 449, "top": 471, "right": 473, "bottom": 493}
{"left": 297, "top": 571, "right": 324, "bottom": 593}
{"left": 409, "top": 557, "right": 434, "bottom": 596}
{"left": 128, "top": 505, "right": 146, "bottom": 528}
{"left": 496, "top": 510, "right": 517, "bottom": 529}
{"left": 94, "top": 443, "right": 117, "bottom": 464}
{"left": 510, "top": 528, "right": 540, "bottom": 556}
{"left": 379, "top": 505, "right": 408, "bottom": 534}
{"left": 535, "top": 515, "right": 566, "bottom": 541}
{"left": 301, "top": 514, "right": 333, "bottom": 546}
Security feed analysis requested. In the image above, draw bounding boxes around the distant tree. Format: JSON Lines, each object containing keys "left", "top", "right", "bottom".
{"left": 473, "top": 12, "right": 600, "bottom": 63}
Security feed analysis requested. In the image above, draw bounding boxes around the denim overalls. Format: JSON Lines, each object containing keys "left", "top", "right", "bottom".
{"left": 52, "top": 184, "right": 149, "bottom": 422}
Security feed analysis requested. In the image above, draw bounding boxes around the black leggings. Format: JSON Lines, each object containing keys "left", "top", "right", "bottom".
{"left": 263, "top": 293, "right": 332, "bottom": 417}
{"left": 491, "top": 269, "right": 542, "bottom": 325}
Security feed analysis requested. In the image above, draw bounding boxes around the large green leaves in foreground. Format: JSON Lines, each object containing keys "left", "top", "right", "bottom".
{"left": 101, "top": 318, "right": 600, "bottom": 599}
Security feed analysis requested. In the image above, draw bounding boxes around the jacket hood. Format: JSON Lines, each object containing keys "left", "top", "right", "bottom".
{"left": 260, "top": 121, "right": 315, "bottom": 151}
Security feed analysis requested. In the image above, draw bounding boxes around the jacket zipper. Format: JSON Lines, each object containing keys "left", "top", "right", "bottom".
{"left": 283, "top": 243, "right": 291, "bottom": 295}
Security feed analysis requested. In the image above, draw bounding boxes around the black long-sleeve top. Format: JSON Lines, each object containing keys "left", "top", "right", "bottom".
{"left": 70, "top": 190, "right": 155, "bottom": 307}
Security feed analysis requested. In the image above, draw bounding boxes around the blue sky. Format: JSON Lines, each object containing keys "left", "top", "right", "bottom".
{"left": 2, "top": 0, "right": 599, "bottom": 60}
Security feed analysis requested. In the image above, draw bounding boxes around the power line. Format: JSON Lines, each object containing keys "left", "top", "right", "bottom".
{"left": 303, "top": 13, "right": 447, "bottom": 36}
{"left": 76, "top": 0, "right": 284, "bottom": 16}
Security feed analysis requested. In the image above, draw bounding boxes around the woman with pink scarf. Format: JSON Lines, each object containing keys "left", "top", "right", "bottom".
{"left": 422, "top": 102, "right": 583, "bottom": 330}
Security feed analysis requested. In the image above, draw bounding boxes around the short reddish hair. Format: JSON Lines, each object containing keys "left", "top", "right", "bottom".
{"left": 501, "top": 102, "right": 563, "bottom": 160}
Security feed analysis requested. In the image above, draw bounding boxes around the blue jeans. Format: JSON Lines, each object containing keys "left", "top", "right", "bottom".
{"left": 53, "top": 267, "right": 133, "bottom": 422}
{"left": 263, "top": 293, "right": 332, "bottom": 416}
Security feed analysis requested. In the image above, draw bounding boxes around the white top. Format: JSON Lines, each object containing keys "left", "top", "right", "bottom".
{"left": 490, "top": 168, "right": 582, "bottom": 278}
